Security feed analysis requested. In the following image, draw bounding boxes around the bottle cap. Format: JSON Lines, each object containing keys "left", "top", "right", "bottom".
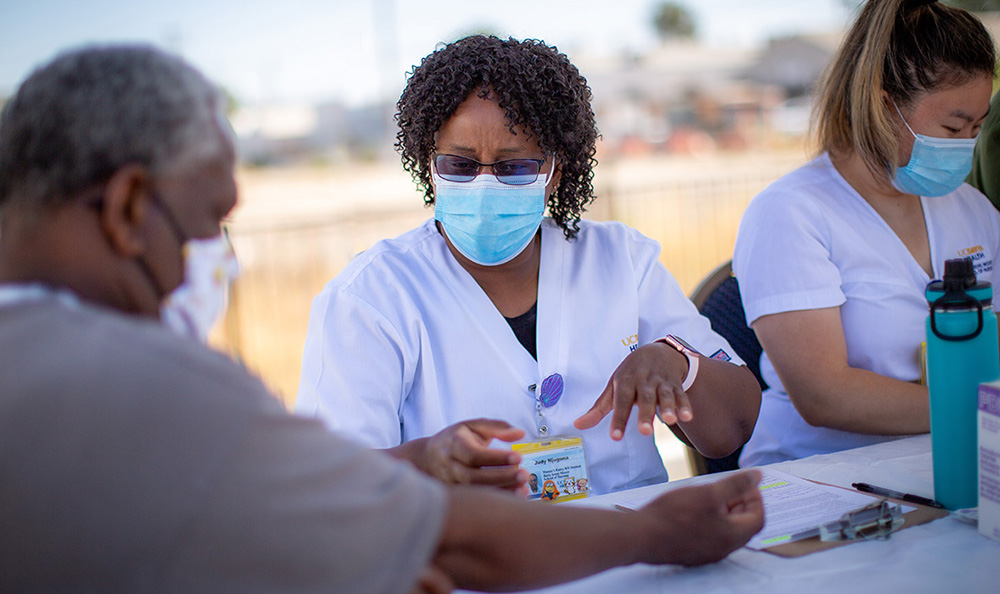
{"left": 942, "top": 258, "right": 976, "bottom": 292}
{"left": 926, "top": 257, "right": 992, "bottom": 309}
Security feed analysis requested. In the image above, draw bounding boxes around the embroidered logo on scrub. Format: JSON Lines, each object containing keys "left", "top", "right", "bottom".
{"left": 957, "top": 245, "right": 994, "bottom": 277}
{"left": 621, "top": 333, "right": 638, "bottom": 352}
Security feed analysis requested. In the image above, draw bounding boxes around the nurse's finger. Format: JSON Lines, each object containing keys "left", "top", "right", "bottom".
{"left": 635, "top": 382, "right": 659, "bottom": 436}
{"left": 656, "top": 383, "right": 679, "bottom": 425}
{"left": 573, "top": 378, "right": 615, "bottom": 430}
{"left": 608, "top": 379, "right": 635, "bottom": 441}
{"left": 452, "top": 440, "right": 522, "bottom": 468}
{"left": 673, "top": 388, "right": 693, "bottom": 423}
{"left": 457, "top": 463, "right": 528, "bottom": 488}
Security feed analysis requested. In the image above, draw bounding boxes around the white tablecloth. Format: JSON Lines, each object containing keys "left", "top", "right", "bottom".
{"left": 471, "top": 435, "right": 1000, "bottom": 594}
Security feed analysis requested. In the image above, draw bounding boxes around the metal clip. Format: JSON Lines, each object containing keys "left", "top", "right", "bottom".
{"left": 818, "top": 500, "right": 905, "bottom": 542}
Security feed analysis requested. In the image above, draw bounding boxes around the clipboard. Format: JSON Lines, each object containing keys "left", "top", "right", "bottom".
{"left": 762, "top": 480, "right": 949, "bottom": 558}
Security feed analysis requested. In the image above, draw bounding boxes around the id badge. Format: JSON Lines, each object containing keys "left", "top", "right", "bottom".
{"left": 513, "top": 436, "right": 590, "bottom": 503}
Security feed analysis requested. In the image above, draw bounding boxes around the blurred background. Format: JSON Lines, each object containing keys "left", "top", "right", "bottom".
{"left": 3, "top": 0, "right": 998, "bottom": 478}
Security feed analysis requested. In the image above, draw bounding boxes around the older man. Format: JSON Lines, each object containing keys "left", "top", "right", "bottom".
{"left": 0, "top": 45, "right": 763, "bottom": 593}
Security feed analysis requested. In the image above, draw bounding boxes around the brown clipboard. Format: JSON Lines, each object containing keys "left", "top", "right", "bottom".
{"left": 762, "top": 480, "right": 950, "bottom": 558}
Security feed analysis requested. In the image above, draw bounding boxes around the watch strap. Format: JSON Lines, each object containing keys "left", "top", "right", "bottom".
{"left": 656, "top": 335, "right": 700, "bottom": 391}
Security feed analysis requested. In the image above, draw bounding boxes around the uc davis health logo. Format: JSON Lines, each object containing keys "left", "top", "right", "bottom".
{"left": 621, "top": 334, "right": 638, "bottom": 352}
{"left": 958, "top": 245, "right": 994, "bottom": 276}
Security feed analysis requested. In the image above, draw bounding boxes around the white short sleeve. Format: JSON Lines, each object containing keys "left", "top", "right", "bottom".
{"left": 296, "top": 283, "right": 410, "bottom": 448}
{"left": 733, "top": 161, "right": 847, "bottom": 324}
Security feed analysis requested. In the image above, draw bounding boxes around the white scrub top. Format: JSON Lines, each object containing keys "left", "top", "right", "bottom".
{"left": 733, "top": 153, "right": 1000, "bottom": 466}
{"left": 297, "top": 217, "right": 742, "bottom": 495}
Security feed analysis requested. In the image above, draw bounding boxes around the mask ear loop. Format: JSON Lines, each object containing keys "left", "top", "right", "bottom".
{"left": 541, "top": 158, "right": 558, "bottom": 189}
{"left": 220, "top": 223, "right": 245, "bottom": 365}
{"left": 891, "top": 98, "right": 919, "bottom": 140}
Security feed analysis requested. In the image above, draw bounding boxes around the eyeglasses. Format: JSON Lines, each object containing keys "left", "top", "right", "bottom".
{"left": 434, "top": 154, "right": 546, "bottom": 186}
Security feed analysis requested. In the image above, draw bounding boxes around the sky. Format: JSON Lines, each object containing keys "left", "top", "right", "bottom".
{"left": 0, "top": 0, "right": 854, "bottom": 107}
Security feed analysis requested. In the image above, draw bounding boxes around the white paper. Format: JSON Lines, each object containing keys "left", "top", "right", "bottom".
{"left": 617, "top": 468, "right": 888, "bottom": 550}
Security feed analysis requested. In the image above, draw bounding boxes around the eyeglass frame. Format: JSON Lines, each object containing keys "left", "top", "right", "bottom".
{"left": 432, "top": 153, "right": 548, "bottom": 186}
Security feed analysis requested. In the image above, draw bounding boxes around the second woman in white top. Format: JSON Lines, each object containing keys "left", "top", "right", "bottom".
{"left": 733, "top": 0, "right": 999, "bottom": 466}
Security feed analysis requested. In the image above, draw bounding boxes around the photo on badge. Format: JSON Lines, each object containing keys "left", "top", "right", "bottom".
{"left": 512, "top": 436, "right": 590, "bottom": 503}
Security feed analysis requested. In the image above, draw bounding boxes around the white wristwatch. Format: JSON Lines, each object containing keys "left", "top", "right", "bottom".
{"left": 657, "top": 335, "right": 700, "bottom": 391}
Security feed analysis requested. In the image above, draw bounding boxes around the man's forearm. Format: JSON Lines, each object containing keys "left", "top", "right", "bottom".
{"left": 430, "top": 487, "right": 646, "bottom": 592}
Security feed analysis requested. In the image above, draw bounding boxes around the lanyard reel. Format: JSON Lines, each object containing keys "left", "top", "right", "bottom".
{"left": 529, "top": 373, "right": 563, "bottom": 436}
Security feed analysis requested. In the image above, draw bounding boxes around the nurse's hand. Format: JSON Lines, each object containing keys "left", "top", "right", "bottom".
{"left": 573, "top": 342, "right": 692, "bottom": 440}
{"left": 390, "top": 419, "right": 529, "bottom": 494}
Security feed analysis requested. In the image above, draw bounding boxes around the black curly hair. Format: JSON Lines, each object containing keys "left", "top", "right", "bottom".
{"left": 395, "top": 35, "right": 599, "bottom": 239}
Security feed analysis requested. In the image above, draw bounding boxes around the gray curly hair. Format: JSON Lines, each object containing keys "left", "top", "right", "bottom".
{"left": 0, "top": 44, "right": 223, "bottom": 212}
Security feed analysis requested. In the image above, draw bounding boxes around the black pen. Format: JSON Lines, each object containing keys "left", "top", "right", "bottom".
{"left": 852, "top": 482, "right": 945, "bottom": 509}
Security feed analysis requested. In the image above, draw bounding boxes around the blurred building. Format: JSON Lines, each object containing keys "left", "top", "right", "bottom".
{"left": 580, "top": 31, "right": 843, "bottom": 158}
{"left": 227, "top": 28, "right": 854, "bottom": 166}
{"left": 230, "top": 100, "right": 396, "bottom": 166}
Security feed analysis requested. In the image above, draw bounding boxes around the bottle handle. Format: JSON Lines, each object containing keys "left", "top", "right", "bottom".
{"left": 929, "top": 292, "right": 984, "bottom": 341}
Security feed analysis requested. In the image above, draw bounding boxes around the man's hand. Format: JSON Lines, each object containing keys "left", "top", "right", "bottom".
{"left": 392, "top": 419, "right": 528, "bottom": 494}
{"left": 637, "top": 470, "right": 765, "bottom": 566}
{"left": 409, "top": 565, "right": 454, "bottom": 594}
{"left": 574, "top": 342, "right": 692, "bottom": 440}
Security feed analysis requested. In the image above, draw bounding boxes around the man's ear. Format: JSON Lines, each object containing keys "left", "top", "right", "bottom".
{"left": 99, "top": 165, "right": 153, "bottom": 257}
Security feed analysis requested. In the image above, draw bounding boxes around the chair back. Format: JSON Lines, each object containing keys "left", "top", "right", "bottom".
{"left": 685, "top": 260, "right": 765, "bottom": 475}
{"left": 691, "top": 261, "right": 767, "bottom": 391}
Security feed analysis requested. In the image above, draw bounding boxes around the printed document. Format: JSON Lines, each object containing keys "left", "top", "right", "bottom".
{"left": 618, "top": 468, "right": 885, "bottom": 550}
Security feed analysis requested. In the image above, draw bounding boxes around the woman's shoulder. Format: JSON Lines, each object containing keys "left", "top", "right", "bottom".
{"left": 743, "top": 155, "right": 847, "bottom": 221}
{"left": 329, "top": 219, "right": 440, "bottom": 286}
{"left": 559, "top": 218, "right": 653, "bottom": 246}
{"left": 553, "top": 219, "right": 662, "bottom": 273}
{"left": 933, "top": 183, "right": 1000, "bottom": 233}
{"left": 755, "top": 155, "right": 840, "bottom": 202}
{"left": 948, "top": 183, "right": 1000, "bottom": 212}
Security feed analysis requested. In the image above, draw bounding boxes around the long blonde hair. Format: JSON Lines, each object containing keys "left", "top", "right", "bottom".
{"left": 812, "top": 0, "right": 995, "bottom": 178}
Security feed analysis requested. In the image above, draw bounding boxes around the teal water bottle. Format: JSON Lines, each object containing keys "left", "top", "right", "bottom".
{"left": 925, "top": 257, "right": 1000, "bottom": 510}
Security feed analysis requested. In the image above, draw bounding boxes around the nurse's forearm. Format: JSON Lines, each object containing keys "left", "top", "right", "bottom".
{"left": 669, "top": 360, "right": 761, "bottom": 459}
{"left": 781, "top": 367, "right": 930, "bottom": 434}
{"left": 753, "top": 308, "right": 930, "bottom": 435}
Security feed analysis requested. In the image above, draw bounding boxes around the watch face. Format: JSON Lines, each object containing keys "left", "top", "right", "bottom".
{"left": 666, "top": 335, "right": 701, "bottom": 355}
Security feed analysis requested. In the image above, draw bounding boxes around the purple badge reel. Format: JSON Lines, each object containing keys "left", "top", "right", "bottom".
{"left": 538, "top": 373, "right": 564, "bottom": 407}
{"left": 513, "top": 373, "right": 590, "bottom": 502}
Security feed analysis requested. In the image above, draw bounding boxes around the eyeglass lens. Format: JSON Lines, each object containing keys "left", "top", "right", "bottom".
{"left": 435, "top": 154, "right": 543, "bottom": 185}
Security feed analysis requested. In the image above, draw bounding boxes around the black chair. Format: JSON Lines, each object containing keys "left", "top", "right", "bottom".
{"left": 685, "top": 260, "right": 767, "bottom": 475}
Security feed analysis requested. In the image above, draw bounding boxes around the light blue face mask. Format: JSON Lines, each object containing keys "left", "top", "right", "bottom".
{"left": 891, "top": 102, "right": 977, "bottom": 197}
{"left": 433, "top": 169, "right": 550, "bottom": 266}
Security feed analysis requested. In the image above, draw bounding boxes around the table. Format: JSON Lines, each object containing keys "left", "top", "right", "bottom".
{"left": 491, "top": 435, "right": 1000, "bottom": 594}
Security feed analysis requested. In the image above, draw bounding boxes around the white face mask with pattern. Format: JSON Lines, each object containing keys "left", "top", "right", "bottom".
{"left": 159, "top": 234, "right": 239, "bottom": 342}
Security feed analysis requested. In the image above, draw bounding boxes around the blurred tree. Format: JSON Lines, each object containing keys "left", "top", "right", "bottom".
{"left": 652, "top": 2, "right": 697, "bottom": 42}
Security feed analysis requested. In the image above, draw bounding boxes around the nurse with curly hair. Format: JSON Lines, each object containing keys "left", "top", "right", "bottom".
{"left": 297, "top": 35, "right": 760, "bottom": 495}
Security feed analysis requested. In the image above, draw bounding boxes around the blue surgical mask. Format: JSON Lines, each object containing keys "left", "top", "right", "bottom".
{"left": 891, "top": 102, "right": 977, "bottom": 197}
{"left": 433, "top": 170, "right": 549, "bottom": 266}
